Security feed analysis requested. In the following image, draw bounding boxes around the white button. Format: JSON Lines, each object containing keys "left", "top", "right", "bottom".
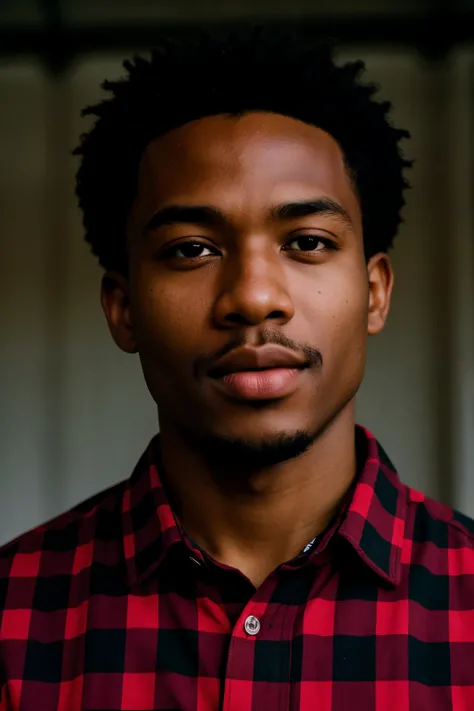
{"left": 244, "top": 615, "right": 261, "bottom": 636}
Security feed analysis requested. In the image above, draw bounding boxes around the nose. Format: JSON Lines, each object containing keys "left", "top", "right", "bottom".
{"left": 212, "top": 247, "right": 295, "bottom": 328}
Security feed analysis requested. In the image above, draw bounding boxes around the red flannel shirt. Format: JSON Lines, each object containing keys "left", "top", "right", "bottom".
{"left": 1, "top": 426, "right": 474, "bottom": 711}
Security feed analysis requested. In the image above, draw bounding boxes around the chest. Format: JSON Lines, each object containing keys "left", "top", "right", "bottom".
{"left": 6, "top": 568, "right": 473, "bottom": 711}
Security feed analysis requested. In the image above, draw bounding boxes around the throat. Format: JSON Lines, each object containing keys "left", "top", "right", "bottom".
{"left": 158, "top": 410, "right": 359, "bottom": 587}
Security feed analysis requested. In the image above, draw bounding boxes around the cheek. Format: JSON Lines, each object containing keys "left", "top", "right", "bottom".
{"left": 131, "top": 278, "right": 209, "bottom": 365}
{"left": 305, "top": 274, "right": 368, "bottom": 406}
{"left": 296, "top": 266, "right": 368, "bottom": 337}
{"left": 327, "top": 278, "right": 369, "bottom": 372}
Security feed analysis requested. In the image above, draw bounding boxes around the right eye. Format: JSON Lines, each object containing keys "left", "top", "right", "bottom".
{"left": 163, "top": 241, "right": 218, "bottom": 259}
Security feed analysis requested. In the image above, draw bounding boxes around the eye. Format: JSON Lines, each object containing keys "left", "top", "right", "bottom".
{"left": 163, "top": 241, "right": 217, "bottom": 259}
{"left": 285, "top": 235, "right": 335, "bottom": 252}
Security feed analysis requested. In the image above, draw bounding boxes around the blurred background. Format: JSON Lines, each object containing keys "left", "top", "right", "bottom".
{"left": 1, "top": 0, "right": 474, "bottom": 545}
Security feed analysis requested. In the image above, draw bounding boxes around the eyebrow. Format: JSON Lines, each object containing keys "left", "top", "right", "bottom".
{"left": 271, "top": 198, "right": 353, "bottom": 227}
{"left": 143, "top": 197, "right": 353, "bottom": 235}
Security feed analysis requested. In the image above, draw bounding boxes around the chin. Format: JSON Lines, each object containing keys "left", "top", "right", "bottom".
{"left": 191, "top": 427, "right": 315, "bottom": 471}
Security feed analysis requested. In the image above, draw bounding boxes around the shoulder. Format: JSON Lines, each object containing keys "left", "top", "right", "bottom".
{"left": 0, "top": 478, "right": 127, "bottom": 604}
{"left": 406, "top": 485, "right": 474, "bottom": 542}
{"left": 404, "top": 484, "right": 474, "bottom": 575}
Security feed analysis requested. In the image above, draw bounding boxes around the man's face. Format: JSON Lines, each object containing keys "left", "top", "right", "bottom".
{"left": 103, "top": 112, "right": 391, "bottom": 459}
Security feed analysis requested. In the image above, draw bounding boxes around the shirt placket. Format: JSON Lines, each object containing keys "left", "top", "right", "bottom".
{"left": 221, "top": 590, "right": 295, "bottom": 711}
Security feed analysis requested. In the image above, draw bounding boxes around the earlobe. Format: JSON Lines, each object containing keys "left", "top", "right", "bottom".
{"left": 367, "top": 253, "right": 394, "bottom": 336}
{"left": 100, "top": 272, "right": 138, "bottom": 354}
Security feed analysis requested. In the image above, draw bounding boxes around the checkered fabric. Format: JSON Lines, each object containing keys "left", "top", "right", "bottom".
{"left": 1, "top": 426, "right": 474, "bottom": 711}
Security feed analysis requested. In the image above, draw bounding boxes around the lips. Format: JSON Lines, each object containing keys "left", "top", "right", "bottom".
{"left": 207, "top": 344, "right": 309, "bottom": 379}
{"left": 207, "top": 345, "right": 310, "bottom": 401}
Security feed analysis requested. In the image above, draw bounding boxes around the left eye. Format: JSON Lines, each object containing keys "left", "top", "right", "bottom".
{"left": 286, "top": 235, "right": 330, "bottom": 252}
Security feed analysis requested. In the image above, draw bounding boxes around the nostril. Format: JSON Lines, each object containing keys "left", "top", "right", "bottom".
{"left": 224, "top": 312, "right": 249, "bottom": 324}
{"left": 223, "top": 310, "right": 288, "bottom": 326}
{"left": 267, "top": 310, "right": 287, "bottom": 320}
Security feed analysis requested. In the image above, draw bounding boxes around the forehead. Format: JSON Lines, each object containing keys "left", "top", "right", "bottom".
{"left": 133, "top": 112, "right": 361, "bottom": 224}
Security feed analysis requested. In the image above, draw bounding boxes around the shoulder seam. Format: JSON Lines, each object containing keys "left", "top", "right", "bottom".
{"left": 0, "top": 478, "right": 127, "bottom": 556}
{"left": 405, "top": 492, "right": 474, "bottom": 543}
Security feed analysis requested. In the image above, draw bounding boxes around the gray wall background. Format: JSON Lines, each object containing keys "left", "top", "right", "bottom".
{"left": 1, "top": 6, "right": 474, "bottom": 544}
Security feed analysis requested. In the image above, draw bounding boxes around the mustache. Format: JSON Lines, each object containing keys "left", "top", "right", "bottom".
{"left": 195, "top": 329, "right": 323, "bottom": 376}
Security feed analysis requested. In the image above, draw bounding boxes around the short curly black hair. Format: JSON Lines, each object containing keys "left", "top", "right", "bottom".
{"left": 74, "top": 26, "right": 412, "bottom": 274}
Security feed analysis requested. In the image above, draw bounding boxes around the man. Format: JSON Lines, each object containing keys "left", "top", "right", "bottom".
{"left": 1, "top": 26, "right": 473, "bottom": 711}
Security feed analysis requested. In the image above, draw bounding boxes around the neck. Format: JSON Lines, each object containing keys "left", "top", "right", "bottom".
{"left": 158, "top": 405, "right": 357, "bottom": 587}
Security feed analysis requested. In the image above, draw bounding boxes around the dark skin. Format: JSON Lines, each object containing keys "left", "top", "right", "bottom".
{"left": 102, "top": 112, "right": 393, "bottom": 587}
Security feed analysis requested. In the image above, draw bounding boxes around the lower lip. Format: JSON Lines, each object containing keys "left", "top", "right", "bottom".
{"left": 212, "top": 367, "right": 305, "bottom": 400}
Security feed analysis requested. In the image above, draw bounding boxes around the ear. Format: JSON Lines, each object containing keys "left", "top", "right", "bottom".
{"left": 100, "top": 272, "right": 138, "bottom": 354}
{"left": 367, "top": 253, "right": 394, "bottom": 336}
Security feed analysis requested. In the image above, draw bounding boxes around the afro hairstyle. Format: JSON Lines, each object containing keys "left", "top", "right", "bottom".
{"left": 74, "top": 26, "right": 412, "bottom": 274}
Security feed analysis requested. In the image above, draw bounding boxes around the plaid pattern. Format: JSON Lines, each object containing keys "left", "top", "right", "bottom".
{"left": 1, "top": 426, "right": 474, "bottom": 711}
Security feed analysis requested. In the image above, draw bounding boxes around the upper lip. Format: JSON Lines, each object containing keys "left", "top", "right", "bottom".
{"left": 208, "top": 345, "right": 309, "bottom": 378}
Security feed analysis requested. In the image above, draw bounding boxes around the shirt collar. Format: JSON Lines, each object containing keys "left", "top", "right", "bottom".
{"left": 122, "top": 426, "right": 407, "bottom": 589}
{"left": 122, "top": 441, "right": 184, "bottom": 588}
{"left": 337, "top": 426, "right": 407, "bottom": 586}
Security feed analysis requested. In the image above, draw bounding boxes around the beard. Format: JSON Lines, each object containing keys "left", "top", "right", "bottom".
{"left": 190, "top": 428, "right": 315, "bottom": 475}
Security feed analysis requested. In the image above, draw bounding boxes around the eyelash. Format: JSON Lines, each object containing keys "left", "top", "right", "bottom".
{"left": 283, "top": 235, "right": 338, "bottom": 253}
{"left": 162, "top": 235, "right": 338, "bottom": 260}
